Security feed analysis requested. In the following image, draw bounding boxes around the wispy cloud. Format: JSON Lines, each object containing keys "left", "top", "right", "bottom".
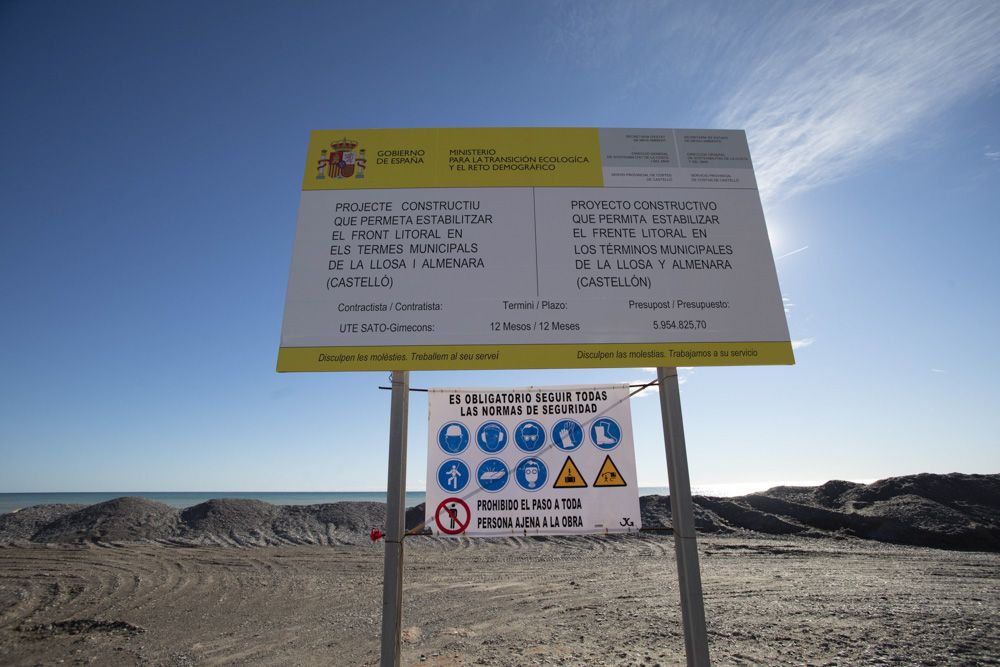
{"left": 548, "top": 2, "right": 999, "bottom": 200}
{"left": 715, "top": 1, "right": 1000, "bottom": 202}
{"left": 792, "top": 337, "right": 816, "bottom": 350}
{"left": 931, "top": 368, "right": 947, "bottom": 374}
{"left": 776, "top": 246, "right": 809, "bottom": 261}
{"left": 548, "top": 2, "right": 644, "bottom": 68}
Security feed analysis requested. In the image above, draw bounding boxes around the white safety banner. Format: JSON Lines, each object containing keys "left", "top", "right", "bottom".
{"left": 425, "top": 384, "right": 642, "bottom": 537}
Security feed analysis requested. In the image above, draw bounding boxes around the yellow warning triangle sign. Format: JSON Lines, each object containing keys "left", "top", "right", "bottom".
{"left": 593, "top": 455, "right": 627, "bottom": 487}
{"left": 553, "top": 456, "right": 587, "bottom": 488}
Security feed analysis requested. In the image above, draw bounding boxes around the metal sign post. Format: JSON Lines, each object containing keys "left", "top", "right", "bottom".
{"left": 380, "top": 370, "right": 409, "bottom": 667}
{"left": 657, "top": 367, "right": 711, "bottom": 666}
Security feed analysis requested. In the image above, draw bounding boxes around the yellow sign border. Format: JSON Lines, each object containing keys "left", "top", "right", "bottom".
{"left": 276, "top": 341, "right": 794, "bottom": 372}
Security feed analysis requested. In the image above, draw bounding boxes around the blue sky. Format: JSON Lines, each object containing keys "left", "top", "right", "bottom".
{"left": 1, "top": 1, "right": 998, "bottom": 492}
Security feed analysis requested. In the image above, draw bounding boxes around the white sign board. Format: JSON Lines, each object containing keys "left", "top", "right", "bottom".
{"left": 278, "top": 127, "right": 793, "bottom": 372}
{"left": 425, "top": 384, "right": 642, "bottom": 537}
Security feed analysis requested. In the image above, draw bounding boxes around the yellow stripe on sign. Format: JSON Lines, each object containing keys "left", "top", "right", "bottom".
{"left": 302, "top": 128, "right": 603, "bottom": 190}
{"left": 276, "top": 342, "right": 795, "bottom": 372}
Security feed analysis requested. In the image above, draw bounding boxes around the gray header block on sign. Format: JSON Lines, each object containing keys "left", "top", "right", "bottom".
{"left": 599, "top": 128, "right": 678, "bottom": 168}
{"left": 675, "top": 129, "right": 752, "bottom": 169}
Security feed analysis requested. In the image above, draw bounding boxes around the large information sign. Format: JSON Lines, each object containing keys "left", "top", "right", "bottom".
{"left": 425, "top": 384, "right": 641, "bottom": 537}
{"left": 278, "top": 128, "right": 793, "bottom": 372}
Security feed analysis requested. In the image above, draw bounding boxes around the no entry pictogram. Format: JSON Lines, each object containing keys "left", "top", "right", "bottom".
{"left": 435, "top": 497, "right": 471, "bottom": 535}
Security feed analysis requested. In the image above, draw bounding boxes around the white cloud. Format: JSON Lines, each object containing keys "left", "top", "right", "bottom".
{"left": 792, "top": 337, "right": 816, "bottom": 350}
{"left": 986, "top": 151, "right": 1000, "bottom": 161}
{"left": 630, "top": 370, "right": 661, "bottom": 398}
{"left": 715, "top": 1, "right": 1000, "bottom": 202}
{"left": 627, "top": 367, "right": 696, "bottom": 397}
{"left": 931, "top": 368, "right": 947, "bottom": 374}
{"left": 632, "top": 383, "right": 660, "bottom": 398}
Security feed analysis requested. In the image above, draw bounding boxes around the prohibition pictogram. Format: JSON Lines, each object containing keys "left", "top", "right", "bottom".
{"left": 434, "top": 497, "right": 471, "bottom": 535}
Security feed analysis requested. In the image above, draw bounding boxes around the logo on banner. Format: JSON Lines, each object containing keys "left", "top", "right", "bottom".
{"left": 593, "top": 455, "right": 627, "bottom": 487}
{"left": 553, "top": 457, "right": 587, "bottom": 488}
{"left": 316, "top": 138, "right": 367, "bottom": 180}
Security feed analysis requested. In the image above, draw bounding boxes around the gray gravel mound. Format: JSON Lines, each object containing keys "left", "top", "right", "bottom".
{"left": 3, "top": 473, "right": 997, "bottom": 550}
{"left": 640, "top": 494, "right": 740, "bottom": 534}
{"left": 269, "top": 502, "right": 386, "bottom": 546}
{"left": 301, "top": 501, "right": 386, "bottom": 532}
{"left": 174, "top": 500, "right": 390, "bottom": 546}
{"left": 639, "top": 473, "right": 999, "bottom": 551}
{"left": 179, "top": 499, "right": 280, "bottom": 545}
{"left": 31, "top": 497, "right": 180, "bottom": 543}
{"left": 0, "top": 499, "right": 397, "bottom": 547}
{"left": 0, "top": 504, "right": 85, "bottom": 542}
{"left": 405, "top": 503, "right": 426, "bottom": 532}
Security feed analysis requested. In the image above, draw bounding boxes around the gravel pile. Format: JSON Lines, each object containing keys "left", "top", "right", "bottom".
{"left": 2, "top": 473, "right": 997, "bottom": 550}
{"left": 0, "top": 499, "right": 396, "bottom": 547}
{"left": 640, "top": 472, "right": 1000, "bottom": 550}
{"left": 0, "top": 504, "right": 84, "bottom": 542}
{"left": 31, "top": 497, "right": 180, "bottom": 544}
{"left": 178, "top": 499, "right": 280, "bottom": 546}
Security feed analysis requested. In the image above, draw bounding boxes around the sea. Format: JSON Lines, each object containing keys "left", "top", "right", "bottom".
{"left": 0, "top": 481, "right": 837, "bottom": 515}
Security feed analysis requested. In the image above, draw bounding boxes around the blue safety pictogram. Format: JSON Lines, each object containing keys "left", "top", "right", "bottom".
{"left": 590, "top": 417, "right": 622, "bottom": 450}
{"left": 438, "top": 422, "right": 470, "bottom": 454}
{"left": 551, "top": 419, "right": 584, "bottom": 451}
{"left": 476, "top": 421, "right": 508, "bottom": 454}
{"left": 513, "top": 420, "right": 546, "bottom": 453}
{"left": 437, "top": 459, "right": 470, "bottom": 493}
{"left": 476, "top": 458, "right": 509, "bottom": 492}
{"left": 514, "top": 457, "right": 548, "bottom": 492}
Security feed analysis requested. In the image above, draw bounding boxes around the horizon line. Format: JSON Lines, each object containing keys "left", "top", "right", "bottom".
{"left": 0, "top": 479, "right": 882, "bottom": 495}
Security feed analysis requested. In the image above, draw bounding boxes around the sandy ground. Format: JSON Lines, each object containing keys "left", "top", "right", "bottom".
{"left": 0, "top": 535, "right": 997, "bottom": 666}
